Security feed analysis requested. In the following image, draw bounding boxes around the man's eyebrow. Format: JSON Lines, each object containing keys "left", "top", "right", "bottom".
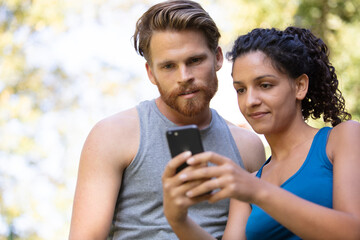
{"left": 157, "top": 60, "right": 174, "bottom": 67}
{"left": 189, "top": 53, "right": 207, "bottom": 59}
{"left": 156, "top": 53, "right": 208, "bottom": 67}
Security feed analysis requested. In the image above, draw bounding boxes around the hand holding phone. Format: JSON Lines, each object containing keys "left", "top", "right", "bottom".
{"left": 166, "top": 124, "right": 204, "bottom": 173}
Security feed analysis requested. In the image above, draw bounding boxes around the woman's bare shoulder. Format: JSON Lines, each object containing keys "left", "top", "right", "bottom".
{"left": 327, "top": 120, "right": 360, "bottom": 162}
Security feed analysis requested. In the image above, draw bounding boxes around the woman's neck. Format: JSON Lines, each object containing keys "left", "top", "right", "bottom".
{"left": 265, "top": 120, "right": 318, "bottom": 162}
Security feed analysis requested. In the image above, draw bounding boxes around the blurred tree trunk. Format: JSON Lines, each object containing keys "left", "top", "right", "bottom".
{"left": 317, "top": 0, "right": 328, "bottom": 40}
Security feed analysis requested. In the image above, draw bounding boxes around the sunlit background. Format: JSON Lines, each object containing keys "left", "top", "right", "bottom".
{"left": 1, "top": 0, "right": 359, "bottom": 239}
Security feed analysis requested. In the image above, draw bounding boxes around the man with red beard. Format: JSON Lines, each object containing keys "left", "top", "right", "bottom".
{"left": 69, "top": 1, "right": 265, "bottom": 239}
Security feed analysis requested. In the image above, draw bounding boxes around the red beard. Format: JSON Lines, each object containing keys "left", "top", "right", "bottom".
{"left": 157, "top": 79, "right": 218, "bottom": 117}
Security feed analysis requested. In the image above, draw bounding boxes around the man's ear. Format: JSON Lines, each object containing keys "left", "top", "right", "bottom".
{"left": 295, "top": 74, "right": 309, "bottom": 100}
{"left": 215, "top": 46, "right": 223, "bottom": 71}
{"left": 145, "top": 62, "right": 157, "bottom": 85}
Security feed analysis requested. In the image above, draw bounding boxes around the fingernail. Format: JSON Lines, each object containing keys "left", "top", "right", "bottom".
{"left": 186, "top": 191, "right": 193, "bottom": 197}
{"left": 187, "top": 157, "right": 194, "bottom": 164}
{"left": 179, "top": 174, "right": 187, "bottom": 180}
{"left": 183, "top": 151, "right": 192, "bottom": 157}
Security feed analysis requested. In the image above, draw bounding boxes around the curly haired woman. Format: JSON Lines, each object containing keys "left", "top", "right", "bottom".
{"left": 162, "top": 27, "right": 360, "bottom": 240}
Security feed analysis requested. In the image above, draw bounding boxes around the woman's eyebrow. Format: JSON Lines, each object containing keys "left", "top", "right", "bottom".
{"left": 233, "top": 74, "right": 277, "bottom": 84}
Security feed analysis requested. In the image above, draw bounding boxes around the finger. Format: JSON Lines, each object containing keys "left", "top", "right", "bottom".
{"left": 179, "top": 165, "right": 221, "bottom": 183}
{"left": 208, "top": 187, "right": 242, "bottom": 203}
{"left": 207, "top": 188, "right": 230, "bottom": 203}
{"left": 163, "top": 151, "right": 191, "bottom": 178}
{"left": 163, "top": 169, "right": 206, "bottom": 197}
{"left": 163, "top": 165, "right": 210, "bottom": 203}
{"left": 169, "top": 190, "right": 211, "bottom": 210}
{"left": 179, "top": 184, "right": 212, "bottom": 203}
{"left": 186, "top": 177, "right": 223, "bottom": 198}
{"left": 188, "top": 192, "right": 211, "bottom": 203}
{"left": 165, "top": 177, "right": 209, "bottom": 198}
{"left": 187, "top": 151, "right": 230, "bottom": 167}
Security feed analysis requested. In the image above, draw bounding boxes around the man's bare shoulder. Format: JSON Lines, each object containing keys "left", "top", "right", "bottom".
{"left": 82, "top": 107, "right": 140, "bottom": 168}
{"left": 225, "top": 120, "right": 266, "bottom": 172}
{"left": 94, "top": 107, "right": 139, "bottom": 132}
{"left": 225, "top": 120, "right": 258, "bottom": 143}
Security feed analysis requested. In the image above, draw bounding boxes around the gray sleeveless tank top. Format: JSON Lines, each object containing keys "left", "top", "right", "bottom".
{"left": 108, "top": 99, "right": 243, "bottom": 239}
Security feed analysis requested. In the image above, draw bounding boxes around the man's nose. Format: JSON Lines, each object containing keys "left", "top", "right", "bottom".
{"left": 178, "top": 65, "right": 194, "bottom": 83}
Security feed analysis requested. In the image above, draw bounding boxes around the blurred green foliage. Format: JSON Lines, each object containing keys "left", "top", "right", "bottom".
{"left": 0, "top": 0, "right": 359, "bottom": 239}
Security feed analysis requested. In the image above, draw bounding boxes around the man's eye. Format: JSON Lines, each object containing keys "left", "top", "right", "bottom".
{"left": 189, "top": 58, "right": 202, "bottom": 64}
{"left": 163, "top": 64, "right": 174, "bottom": 69}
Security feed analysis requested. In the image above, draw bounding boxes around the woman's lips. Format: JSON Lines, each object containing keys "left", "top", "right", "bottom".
{"left": 248, "top": 112, "right": 268, "bottom": 119}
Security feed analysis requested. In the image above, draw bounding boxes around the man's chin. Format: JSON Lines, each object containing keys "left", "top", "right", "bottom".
{"left": 161, "top": 93, "right": 211, "bottom": 117}
{"left": 175, "top": 102, "right": 208, "bottom": 117}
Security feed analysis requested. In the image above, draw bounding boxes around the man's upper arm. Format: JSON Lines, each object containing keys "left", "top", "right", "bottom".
{"left": 69, "top": 109, "right": 139, "bottom": 239}
{"left": 223, "top": 199, "right": 251, "bottom": 240}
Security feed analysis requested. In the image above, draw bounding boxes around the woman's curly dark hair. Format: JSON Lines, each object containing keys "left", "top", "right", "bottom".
{"left": 226, "top": 27, "right": 351, "bottom": 126}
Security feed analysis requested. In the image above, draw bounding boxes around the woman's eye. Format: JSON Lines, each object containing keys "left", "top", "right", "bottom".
{"left": 261, "top": 83, "right": 272, "bottom": 89}
{"left": 236, "top": 88, "right": 246, "bottom": 94}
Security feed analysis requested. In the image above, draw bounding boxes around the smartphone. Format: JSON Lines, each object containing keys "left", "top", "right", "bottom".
{"left": 166, "top": 124, "right": 204, "bottom": 173}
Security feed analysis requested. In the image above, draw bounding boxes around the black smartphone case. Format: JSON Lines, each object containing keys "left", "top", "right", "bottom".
{"left": 166, "top": 124, "right": 204, "bottom": 173}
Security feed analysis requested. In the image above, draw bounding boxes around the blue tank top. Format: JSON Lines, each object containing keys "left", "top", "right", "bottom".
{"left": 246, "top": 127, "right": 333, "bottom": 240}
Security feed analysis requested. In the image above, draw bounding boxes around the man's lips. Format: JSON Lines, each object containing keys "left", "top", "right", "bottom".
{"left": 179, "top": 89, "right": 200, "bottom": 97}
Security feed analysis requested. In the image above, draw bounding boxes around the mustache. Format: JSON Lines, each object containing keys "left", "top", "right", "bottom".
{"left": 174, "top": 84, "right": 204, "bottom": 96}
